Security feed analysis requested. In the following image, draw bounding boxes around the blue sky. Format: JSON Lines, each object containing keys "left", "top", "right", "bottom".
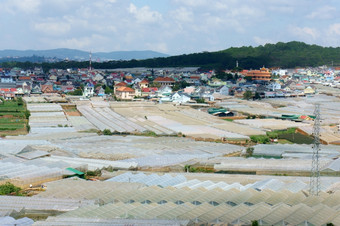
{"left": 0, "top": 0, "right": 339, "bottom": 55}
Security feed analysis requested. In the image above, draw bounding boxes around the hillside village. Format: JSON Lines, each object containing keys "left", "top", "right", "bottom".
{"left": 1, "top": 66, "right": 340, "bottom": 101}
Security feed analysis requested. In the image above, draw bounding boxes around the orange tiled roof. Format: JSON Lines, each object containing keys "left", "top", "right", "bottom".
{"left": 116, "top": 86, "right": 135, "bottom": 92}
{"left": 115, "top": 82, "right": 127, "bottom": 87}
{"left": 154, "top": 77, "right": 175, "bottom": 82}
{"left": 140, "top": 79, "right": 149, "bottom": 84}
{"left": 18, "top": 76, "right": 31, "bottom": 80}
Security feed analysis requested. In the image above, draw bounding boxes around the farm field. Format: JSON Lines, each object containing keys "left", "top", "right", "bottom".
{"left": 0, "top": 98, "right": 29, "bottom": 136}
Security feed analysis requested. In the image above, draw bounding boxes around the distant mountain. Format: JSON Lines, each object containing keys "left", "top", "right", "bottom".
{"left": 2, "top": 42, "right": 339, "bottom": 71}
{"left": 0, "top": 49, "right": 169, "bottom": 61}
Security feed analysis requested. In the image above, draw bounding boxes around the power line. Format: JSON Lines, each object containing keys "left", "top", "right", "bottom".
{"left": 309, "top": 103, "right": 321, "bottom": 196}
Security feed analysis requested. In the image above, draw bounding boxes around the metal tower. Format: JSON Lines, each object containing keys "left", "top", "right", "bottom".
{"left": 309, "top": 103, "right": 321, "bottom": 196}
{"left": 89, "top": 51, "right": 92, "bottom": 72}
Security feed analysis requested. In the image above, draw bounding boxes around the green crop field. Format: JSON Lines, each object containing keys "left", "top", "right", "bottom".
{"left": 0, "top": 98, "right": 30, "bottom": 136}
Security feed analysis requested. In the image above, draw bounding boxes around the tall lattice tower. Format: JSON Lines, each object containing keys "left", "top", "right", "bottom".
{"left": 309, "top": 103, "right": 321, "bottom": 196}
{"left": 89, "top": 51, "right": 92, "bottom": 72}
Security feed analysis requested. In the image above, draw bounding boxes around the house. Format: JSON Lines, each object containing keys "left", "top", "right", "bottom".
{"left": 215, "top": 85, "right": 229, "bottom": 96}
{"left": 171, "top": 92, "right": 191, "bottom": 104}
{"left": 31, "top": 84, "right": 42, "bottom": 94}
{"left": 83, "top": 83, "right": 94, "bottom": 98}
{"left": 49, "top": 74, "right": 58, "bottom": 81}
{"left": 115, "top": 86, "right": 135, "bottom": 100}
{"left": 266, "top": 82, "right": 281, "bottom": 91}
{"left": 141, "top": 87, "right": 158, "bottom": 97}
{"left": 0, "top": 88, "right": 16, "bottom": 99}
{"left": 114, "top": 82, "right": 128, "bottom": 94}
{"left": 185, "top": 76, "right": 201, "bottom": 85}
{"left": 153, "top": 77, "right": 175, "bottom": 87}
{"left": 157, "top": 86, "right": 173, "bottom": 97}
{"left": 208, "top": 78, "right": 226, "bottom": 87}
{"left": 304, "top": 86, "right": 316, "bottom": 95}
{"left": 41, "top": 82, "right": 54, "bottom": 93}
{"left": 95, "top": 86, "right": 105, "bottom": 96}
{"left": 138, "top": 79, "right": 149, "bottom": 89}
{"left": 1, "top": 75, "right": 14, "bottom": 83}
{"left": 184, "top": 86, "right": 196, "bottom": 94}
{"left": 61, "top": 85, "right": 75, "bottom": 93}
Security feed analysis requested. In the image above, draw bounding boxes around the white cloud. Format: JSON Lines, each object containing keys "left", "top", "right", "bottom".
{"left": 34, "top": 21, "right": 71, "bottom": 36}
{"left": 0, "top": 0, "right": 338, "bottom": 54}
{"left": 289, "top": 26, "right": 319, "bottom": 41}
{"left": 170, "top": 7, "right": 193, "bottom": 23}
{"left": 253, "top": 36, "right": 275, "bottom": 46}
{"left": 3, "top": 0, "right": 41, "bottom": 14}
{"left": 307, "top": 6, "right": 336, "bottom": 19}
{"left": 129, "top": 3, "right": 163, "bottom": 24}
{"left": 328, "top": 23, "right": 340, "bottom": 36}
{"left": 146, "top": 42, "right": 168, "bottom": 53}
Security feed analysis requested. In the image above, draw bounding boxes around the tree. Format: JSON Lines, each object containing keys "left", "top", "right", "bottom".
{"left": 68, "top": 89, "right": 83, "bottom": 96}
{"left": 243, "top": 90, "right": 253, "bottom": 100}
{"left": 0, "top": 182, "right": 21, "bottom": 195}
{"left": 254, "top": 92, "right": 261, "bottom": 100}
{"left": 196, "top": 98, "right": 206, "bottom": 103}
{"left": 104, "top": 86, "right": 113, "bottom": 94}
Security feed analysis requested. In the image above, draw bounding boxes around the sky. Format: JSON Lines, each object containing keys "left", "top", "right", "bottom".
{"left": 0, "top": 0, "right": 339, "bottom": 55}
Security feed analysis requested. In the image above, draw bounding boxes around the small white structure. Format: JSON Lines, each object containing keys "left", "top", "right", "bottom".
{"left": 171, "top": 92, "right": 191, "bottom": 104}
{"left": 83, "top": 83, "right": 94, "bottom": 98}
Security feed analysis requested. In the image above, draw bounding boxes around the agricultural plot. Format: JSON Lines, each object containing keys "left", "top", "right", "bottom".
{"left": 0, "top": 98, "right": 29, "bottom": 136}
{"left": 27, "top": 103, "right": 75, "bottom": 135}
{"left": 77, "top": 104, "right": 149, "bottom": 134}
{"left": 50, "top": 135, "right": 244, "bottom": 168}
{"left": 109, "top": 102, "right": 264, "bottom": 139}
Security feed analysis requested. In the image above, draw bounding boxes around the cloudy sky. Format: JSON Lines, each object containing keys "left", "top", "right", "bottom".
{"left": 0, "top": 0, "right": 339, "bottom": 55}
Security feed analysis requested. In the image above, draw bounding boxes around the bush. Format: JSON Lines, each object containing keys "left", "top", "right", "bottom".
{"left": 250, "top": 135, "right": 270, "bottom": 144}
{"left": 245, "top": 147, "right": 254, "bottom": 157}
{"left": 24, "top": 110, "right": 30, "bottom": 119}
{"left": 0, "top": 182, "right": 21, "bottom": 195}
{"left": 103, "top": 129, "right": 112, "bottom": 135}
{"left": 196, "top": 98, "right": 205, "bottom": 103}
{"left": 86, "top": 169, "right": 101, "bottom": 177}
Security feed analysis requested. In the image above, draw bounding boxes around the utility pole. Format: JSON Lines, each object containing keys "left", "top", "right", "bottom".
{"left": 309, "top": 103, "right": 321, "bottom": 196}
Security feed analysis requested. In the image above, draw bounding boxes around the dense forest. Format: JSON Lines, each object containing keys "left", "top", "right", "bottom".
{"left": 1, "top": 41, "right": 339, "bottom": 71}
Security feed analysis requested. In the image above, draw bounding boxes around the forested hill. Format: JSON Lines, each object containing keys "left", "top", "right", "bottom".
{"left": 1, "top": 42, "right": 339, "bottom": 71}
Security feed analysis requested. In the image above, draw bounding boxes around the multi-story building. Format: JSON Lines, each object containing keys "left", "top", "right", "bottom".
{"left": 246, "top": 67, "right": 271, "bottom": 81}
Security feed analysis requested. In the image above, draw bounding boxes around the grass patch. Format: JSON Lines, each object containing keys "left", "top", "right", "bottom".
{"left": 277, "top": 139, "right": 293, "bottom": 144}
{"left": 223, "top": 118, "right": 234, "bottom": 122}
{"left": 250, "top": 128, "right": 312, "bottom": 144}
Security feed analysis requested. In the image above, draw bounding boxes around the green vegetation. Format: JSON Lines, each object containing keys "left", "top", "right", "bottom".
{"left": 250, "top": 128, "right": 313, "bottom": 144}
{"left": 2, "top": 42, "right": 338, "bottom": 71}
{"left": 0, "top": 98, "right": 30, "bottom": 136}
{"left": 172, "top": 81, "right": 190, "bottom": 91}
{"left": 102, "top": 129, "right": 113, "bottom": 135}
{"left": 243, "top": 90, "right": 253, "bottom": 100}
{"left": 68, "top": 89, "right": 83, "bottom": 96}
{"left": 250, "top": 135, "right": 270, "bottom": 144}
{"left": 184, "top": 165, "right": 214, "bottom": 173}
{"left": 279, "top": 133, "right": 313, "bottom": 144}
{"left": 196, "top": 98, "right": 206, "bottom": 103}
{"left": 244, "top": 147, "right": 254, "bottom": 157}
{"left": 223, "top": 118, "right": 234, "bottom": 122}
{"left": 266, "top": 127, "right": 296, "bottom": 139}
{"left": 85, "top": 169, "right": 102, "bottom": 179}
{"left": 0, "top": 182, "right": 22, "bottom": 195}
